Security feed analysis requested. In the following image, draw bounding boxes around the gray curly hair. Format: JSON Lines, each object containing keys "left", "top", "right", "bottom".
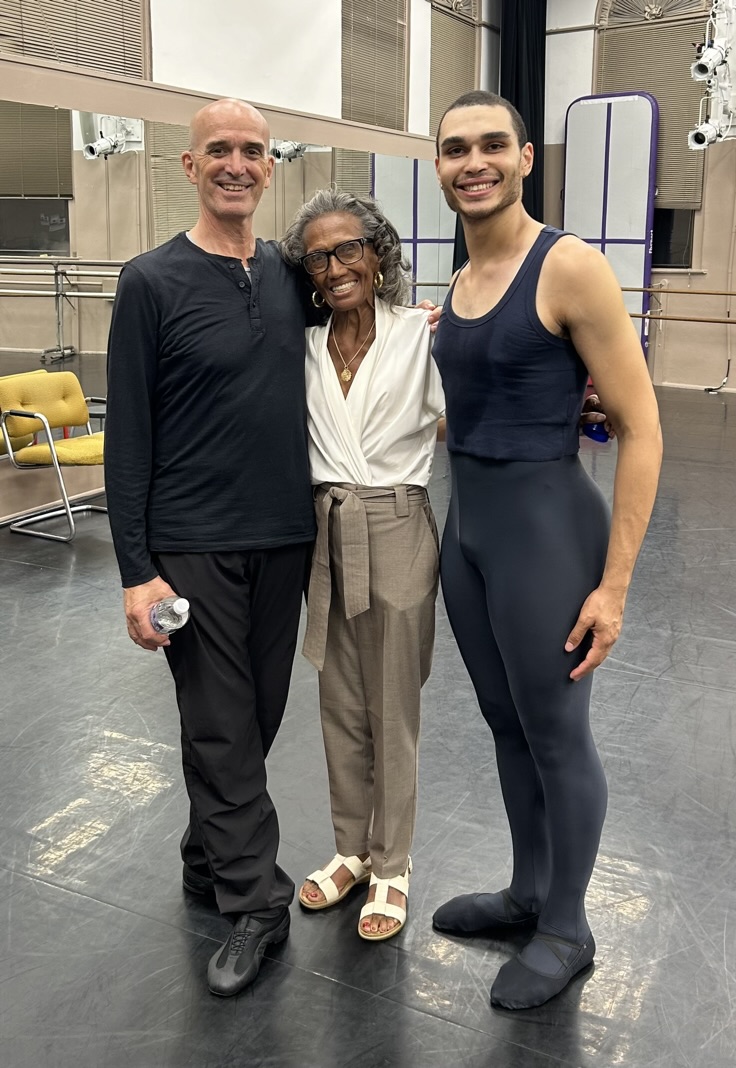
{"left": 280, "top": 188, "right": 412, "bottom": 308}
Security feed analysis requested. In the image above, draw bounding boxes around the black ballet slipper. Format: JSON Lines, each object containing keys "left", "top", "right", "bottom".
{"left": 490, "top": 932, "right": 596, "bottom": 1010}
{"left": 432, "top": 889, "right": 539, "bottom": 935}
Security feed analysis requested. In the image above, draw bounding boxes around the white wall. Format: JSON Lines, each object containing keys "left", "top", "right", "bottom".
{"left": 547, "top": 0, "right": 597, "bottom": 30}
{"left": 545, "top": 30, "right": 596, "bottom": 143}
{"left": 149, "top": 0, "right": 343, "bottom": 118}
{"left": 545, "top": 0, "right": 597, "bottom": 144}
{"left": 408, "top": 0, "right": 432, "bottom": 134}
{"left": 151, "top": 0, "right": 489, "bottom": 140}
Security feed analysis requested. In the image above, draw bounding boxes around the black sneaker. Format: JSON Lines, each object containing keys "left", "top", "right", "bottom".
{"left": 207, "top": 908, "right": 291, "bottom": 997}
{"left": 182, "top": 863, "right": 215, "bottom": 897}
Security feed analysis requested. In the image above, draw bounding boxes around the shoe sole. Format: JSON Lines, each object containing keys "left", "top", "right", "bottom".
{"left": 357, "top": 916, "right": 406, "bottom": 942}
{"left": 208, "top": 913, "right": 291, "bottom": 998}
{"left": 298, "top": 871, "right": 371, "bottom": 911}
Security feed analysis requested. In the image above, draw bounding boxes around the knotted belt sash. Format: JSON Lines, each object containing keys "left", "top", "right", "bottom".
{"left": 302, "top": 483, "right": 426, "bottom": 671}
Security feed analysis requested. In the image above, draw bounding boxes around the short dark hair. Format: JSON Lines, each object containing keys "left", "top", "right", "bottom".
{"left": 435, "top": 91, "right": 528, "bottom": 154}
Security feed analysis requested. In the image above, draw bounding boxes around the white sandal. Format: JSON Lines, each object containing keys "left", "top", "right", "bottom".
{"left": 358, "top": 858, "right": 412, "bottom": 941}
{"left": 298, "top": 853, "right": 372, "bottom": 911}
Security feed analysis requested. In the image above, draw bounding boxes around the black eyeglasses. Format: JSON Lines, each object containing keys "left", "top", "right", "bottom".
{"left": 300, "top": 237, "right": 373, "bottom": 275}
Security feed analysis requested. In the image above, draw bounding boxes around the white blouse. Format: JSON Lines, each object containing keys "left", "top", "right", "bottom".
{"left": 305, "top": 299, "right": 445, "bottom": 488}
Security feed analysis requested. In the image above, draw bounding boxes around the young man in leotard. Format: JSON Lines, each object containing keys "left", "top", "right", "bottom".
{"left": 430, "top": 91, "right": 662, "bottom": 1011}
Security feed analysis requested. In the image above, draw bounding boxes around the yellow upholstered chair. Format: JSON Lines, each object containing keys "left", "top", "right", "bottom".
{"left": 0, "top": 370, "right": 106, "bottom": 542}
{"left": 0, "top": 369, "right": 47, "bottom": 457}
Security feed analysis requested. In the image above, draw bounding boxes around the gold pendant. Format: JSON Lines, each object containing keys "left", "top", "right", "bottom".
{"left": 341, "top": 368, "right": 352, "bottom": 382}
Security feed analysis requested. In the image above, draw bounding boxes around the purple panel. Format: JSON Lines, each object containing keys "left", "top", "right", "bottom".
{"left": 600, "top": 103, "right": 613, "bottom": 255}
{"left": 412, "top": 158, "right": 419, "bottom": 305}
{"left": 563, "top": 93, "right": 659, "bottom": 357}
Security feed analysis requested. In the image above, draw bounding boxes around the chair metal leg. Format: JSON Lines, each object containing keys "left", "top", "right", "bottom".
{"left": 9, "top": 500, "right": 107, "bottom": 542}
{"left": 1, "top": 408, "right": 105, "bottom": 542}
{"left": 10, "top": 429, "right": 105, "bottom": 541}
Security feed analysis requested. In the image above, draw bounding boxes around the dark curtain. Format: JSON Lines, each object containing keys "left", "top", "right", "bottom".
{"left": 500, "top": 0, "right": 547, "bottom": 221}
{"left": 452, "top": 0, "right": 547, "bottom": 271}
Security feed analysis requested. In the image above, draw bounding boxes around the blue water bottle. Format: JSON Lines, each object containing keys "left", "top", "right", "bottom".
{"left": 582, "top": 422, "right": 610, "bottom": 443}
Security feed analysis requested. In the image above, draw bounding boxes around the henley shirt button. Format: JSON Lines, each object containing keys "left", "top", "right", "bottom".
{"left": 238, "top": 280, "right": 246, "bottom": 288}
{"left": 228, "top": 262, "right": 236, "bottom": 269}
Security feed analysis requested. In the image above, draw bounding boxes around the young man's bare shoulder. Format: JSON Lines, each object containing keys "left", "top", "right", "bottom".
{"left": 547, "top": 235, "right": 608, "bottom": 285}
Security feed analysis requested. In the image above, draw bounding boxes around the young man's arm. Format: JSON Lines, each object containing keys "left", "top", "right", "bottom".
{"left": 547, "top": 239, "right": 663, "bottom": 680}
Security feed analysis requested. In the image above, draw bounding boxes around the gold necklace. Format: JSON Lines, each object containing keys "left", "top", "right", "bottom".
{"left": 330, "top": 319, "right": 375, "bottom": 382}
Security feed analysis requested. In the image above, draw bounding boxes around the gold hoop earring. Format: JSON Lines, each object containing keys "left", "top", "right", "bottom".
{"left": 311, "top": 291, "right": 325, "bottom": 308}
{"left": 373, "top": 272, "right": 384, "bottom": 291}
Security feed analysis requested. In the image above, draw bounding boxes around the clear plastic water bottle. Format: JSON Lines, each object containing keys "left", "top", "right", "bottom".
{"left": 150, "top": 596, "right": 190, "bottom": 634}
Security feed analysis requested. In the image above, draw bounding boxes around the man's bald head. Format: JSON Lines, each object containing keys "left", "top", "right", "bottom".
{"left": 182, "top": 97, "right": 274, "bottom": 227}
{"left": 189, "top": 98, "right": 269, "bottom": 153}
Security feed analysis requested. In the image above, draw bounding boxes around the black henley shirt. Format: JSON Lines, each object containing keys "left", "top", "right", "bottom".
{"left": 104, "top": 233, "right": 316, "bottom": 588}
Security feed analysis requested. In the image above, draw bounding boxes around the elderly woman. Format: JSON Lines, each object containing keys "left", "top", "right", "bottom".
{"left": 281, "top": 190, "right": 443, "bottom": 941}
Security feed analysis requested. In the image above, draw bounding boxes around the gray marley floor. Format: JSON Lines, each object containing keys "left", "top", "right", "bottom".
{"left": 1, "top": 357, "right": 735, "bottom": 1068}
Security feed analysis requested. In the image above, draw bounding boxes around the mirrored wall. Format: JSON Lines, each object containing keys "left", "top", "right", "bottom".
{"left": 0, "top": 103, "right": 456, "bottom": 356}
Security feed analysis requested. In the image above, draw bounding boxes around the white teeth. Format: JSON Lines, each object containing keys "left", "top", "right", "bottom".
{"left": 332, "top": 281, "right": 356, "bottom": 293}
{"left": 221, "top": 184, "right": 246, "bottom": 191}
{"left": 463, "top": 181, "right": 497, "bottom": 192}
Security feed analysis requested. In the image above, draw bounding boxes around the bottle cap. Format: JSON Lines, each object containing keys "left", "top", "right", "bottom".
{"left": 172, "top": 598, "right": 190, "bottom": 614}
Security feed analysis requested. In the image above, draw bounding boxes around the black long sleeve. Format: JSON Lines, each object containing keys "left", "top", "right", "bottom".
{"left": 105, "top": 262, "right": 161, "bottom": 586}
{"left": 104, "top": 234, "right": 315, "bottom": 588}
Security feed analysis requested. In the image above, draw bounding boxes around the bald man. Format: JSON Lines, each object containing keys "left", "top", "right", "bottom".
{"left": 105, "top": 100, "right": 316, "bottom": 996}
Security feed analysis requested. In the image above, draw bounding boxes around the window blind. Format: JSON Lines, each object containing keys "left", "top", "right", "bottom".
{"left": 342, "top": 0, "right": 407, "bottom": 130}
{"left": 147, "top": 122, "right": 200, "bottom": 247}
{"left": 597, "top": 18, "right": 706, "bottom": 209}
{"left": 429, "top": 8, "right": 477, "bottom": 135}
{"left": 0, "top": 0, "right": 144, "bottom": 78}
{"left": 0, "top": 101, "right": 72, "bottom": 197}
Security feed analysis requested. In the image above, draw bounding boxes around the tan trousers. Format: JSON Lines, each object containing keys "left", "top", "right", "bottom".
{"left": 303, "top": 484, "right": 439, "bottom": 879}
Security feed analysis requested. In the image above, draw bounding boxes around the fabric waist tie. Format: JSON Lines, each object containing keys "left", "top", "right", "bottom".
{"left": 302, "top": 483, "right": 425, "bottom": 671}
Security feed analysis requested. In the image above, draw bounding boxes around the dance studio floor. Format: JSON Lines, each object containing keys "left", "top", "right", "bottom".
{"left": 1, "top": 359, "right": 734, "bottom": 1068}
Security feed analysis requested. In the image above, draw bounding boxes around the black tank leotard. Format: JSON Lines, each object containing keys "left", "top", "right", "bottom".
{"left": 432, "top": 227, "right": 610, "bottom": 942}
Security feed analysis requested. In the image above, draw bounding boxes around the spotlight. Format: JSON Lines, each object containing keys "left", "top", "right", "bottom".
{"left": 691, "top": 43, "right": 727, "bottom": 80}
{"left": 83, "top": 135, "right": 123, "bottom": 159}
{"left": 688, "top": 121, "right": 720, "bottom": 148}
{"left": 271, "top": 140, "right": 307, "bottom": 162}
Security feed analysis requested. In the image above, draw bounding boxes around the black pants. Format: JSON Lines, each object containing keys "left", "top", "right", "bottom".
{"left": 441, "top": 453, "right": 610, "bottom": 942}
{"left": 155, "top": 543, "right": 313, "bottom": 916}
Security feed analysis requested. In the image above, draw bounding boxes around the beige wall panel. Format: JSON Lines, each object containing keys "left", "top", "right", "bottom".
{"left": 545, "top": 138, "right": 736, "bottom": 391}
{"left": 254, "top": 152, "right": 333, "bottom": 242}
{"left": 0, "top": 291, "right": 57, "bottom": 351}
{"left": 71, "top": 152, "right": 111, "bottom": 260}
{"left": 648, "top": 141, "right": 736, "bottom": 391}
{"left": 543, "top": 143, "right": 564, "bottom": 229}
{"left": 75, "top": 290, "right": 116, "bottom": 355}
{"left": 106, "top": 152, "right": 147, "bottom": 260}
{"left": 0, "top": 288, "right": 114, "bottom": 355}
{"left": 71, "top": 150, "right": 147, "bottom": 261}
{"left": 0, "top": 149, "right": 146, "bottom": 355}
{"left": 0, "top": 463, "right": 104, "bottom": 525}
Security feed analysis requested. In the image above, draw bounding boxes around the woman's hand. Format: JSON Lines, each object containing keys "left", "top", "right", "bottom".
{"left": 564, "top": 584, "right": 627, "bottom": 680}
